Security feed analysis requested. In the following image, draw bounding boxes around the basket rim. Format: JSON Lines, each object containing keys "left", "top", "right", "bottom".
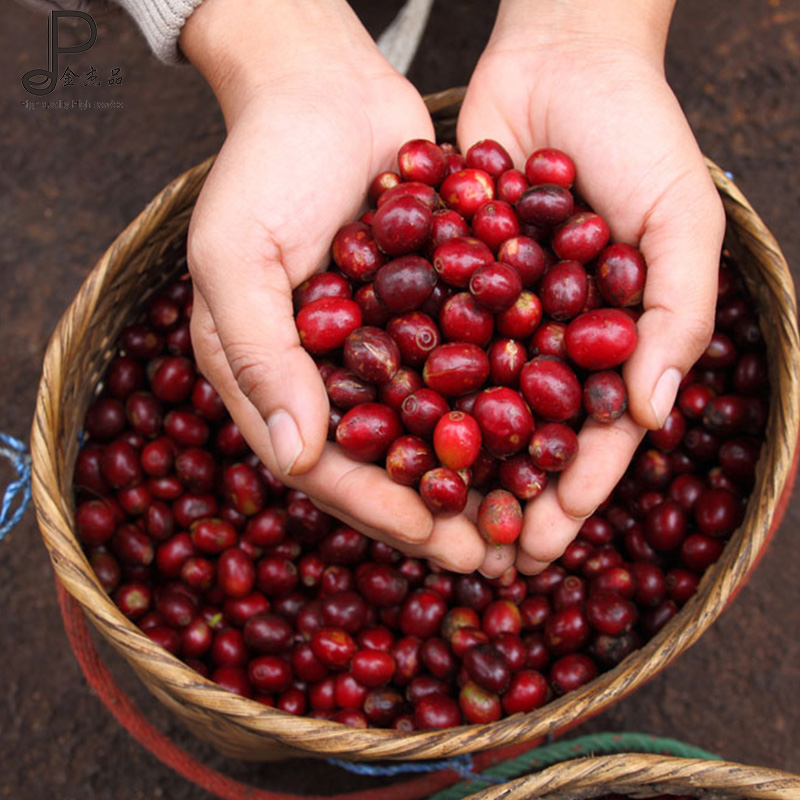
{"left": 460, "top": 753, "right": 800, "bottom": 800}
{"left": 30, "top": 108, "right": 800, "bottom": 760}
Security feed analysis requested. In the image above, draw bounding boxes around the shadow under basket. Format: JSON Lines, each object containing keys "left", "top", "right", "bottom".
{"left": 31, "top": 90, "right": 800, "bottom": 762}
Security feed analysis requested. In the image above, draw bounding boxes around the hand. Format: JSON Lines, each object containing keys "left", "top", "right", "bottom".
{"left": 458, "top": 0, "right": 726, "bottom": 573}
{"left": 180, "top": 0, "right": 494, "bottom": 573}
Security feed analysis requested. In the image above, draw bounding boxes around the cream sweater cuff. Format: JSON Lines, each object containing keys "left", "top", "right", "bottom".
{"left": 16, "top": 0, "right": 205, "bottom": 64}
{"left": 114, "top": 0, "right": 205, "bottom": 63}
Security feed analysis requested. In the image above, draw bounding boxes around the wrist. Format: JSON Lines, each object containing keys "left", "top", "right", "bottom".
{"left": 490, "top": 0, "right": 675, "bottom": 67}
{"left": 181, "top": 0, "right": 384, "bottom": 124}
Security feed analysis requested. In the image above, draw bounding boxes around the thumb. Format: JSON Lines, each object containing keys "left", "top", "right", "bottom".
{"left": 189, "top": 242, "right": 329, "bottom": 477}
{"left": 623, "top": 176, "right": 726, "bottom": 430}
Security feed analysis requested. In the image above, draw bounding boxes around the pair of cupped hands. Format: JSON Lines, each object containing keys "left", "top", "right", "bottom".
{"left": 180, "top": 0, "right": 725, "bottom": 578}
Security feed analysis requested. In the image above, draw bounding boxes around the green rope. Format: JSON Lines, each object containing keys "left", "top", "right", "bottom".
{"left": 426, "top": 733, "right": 722, "bottom": 800}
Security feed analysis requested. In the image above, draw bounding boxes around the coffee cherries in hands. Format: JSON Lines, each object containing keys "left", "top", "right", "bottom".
{"left": 296, "top": 140, "right": 646, "bottom": 542}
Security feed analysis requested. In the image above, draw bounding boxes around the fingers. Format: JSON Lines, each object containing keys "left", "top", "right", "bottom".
{"left": 557, "top": 413, "right": 646, "bottom": 520}
{"left": 516, "top": 414, "right": 645, "bottom": 575}
{"left": 456, "top": 73, "right": 529, "bottom": 169}
{"left": 188, "top": 235, "right": 330, "bottom": 477}
{"left": 405, "top": 514, "right": 488, "bottom": 575}
{"left": 516, "top": 483, "right": 583, "bottom": 575}
{"left": 299, "top": 443, "right": 434, "bottom": 544}
{"left": 313, "top": 483, "right": 494, "bottom": 575}
{"left": 318, "top": 486, "right": 513, "bottom": 577}
{"left": 623, "top": 168, "right": 726, "bottom": 431}
{"left": 191, "top": 291, "right": 435, "bottom": 545}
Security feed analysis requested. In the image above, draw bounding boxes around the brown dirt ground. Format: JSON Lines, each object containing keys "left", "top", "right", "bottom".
{"left": 1, "top": 2, "right": 798, "bottom": 798}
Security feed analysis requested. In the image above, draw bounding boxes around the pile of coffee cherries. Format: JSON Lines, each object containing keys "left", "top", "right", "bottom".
{"left": 296, "top": 140, "right": 643, "bottom": 544}
{"left": 74, "top": 142, "right": 768, "bottom": 730}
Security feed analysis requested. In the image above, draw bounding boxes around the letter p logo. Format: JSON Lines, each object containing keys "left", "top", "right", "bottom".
{"left": 22, "top": 11, "right": 97, "bottom": 96}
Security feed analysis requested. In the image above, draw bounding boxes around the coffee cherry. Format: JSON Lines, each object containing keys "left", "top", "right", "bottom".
{"left": 412, "top": 693, "right": 460, "bottom": 729}
{"left": 466, "top": 139, "right": 513, "bottom": 177}
{"left": 428, "top": 209, "right": 470, "bottom": 252}
{"left": 549, "top": 653, "right": 598, "bottom": 695}
{"left": 517, "top": 184, "right": 574, "bottom": 227}
{"left": 544, "top": 606, "right": 590, "bottom": 656}
{"left": 401, "top": 388, "right": 450, "bottom": 437}
{"left": 583, "top": 371, "right": 628, "bottom": 423}
{"left": 311, "top": 628, "right": 356, "bottom": 669}
{"left": 374, "top": 256, "right": 437, "bottom": 313}
{"left": 336, "top": 404, "right": 403, "bottom": 463}
{"left": 596, "top": 243, "right": 646, "bottom": 307}
{"left": 529, "top": 423, "right": 579, "bottom": 472}
{"left": 496, "top": 169, "right": 529, "bottom": 205}
{"left": 441, "top": 169, "right": 495, "bottom": 219}
{"left": 477, "top": 490, "right": 524, "bottom": 546}
{"left": 565, "top": 309, "right": 638, "bottom": 370}
{"left": 433, "top": 411, "right": 482, "bottom": 471}
{"left": 469, "top": 261, "right": 523, "bottom": 312}
{"left": 387, "top": 312, "right": 441, "bottom": 367}
{"left": 472, "top": 202, "right": 521, "bottom": 253}
{"left": 553, "top": 213, "right": 610, "bottom": 263}
{"left": 525, "top": 148, "right": 576, "bottom": 188}
{"left": 586, "top": 591, "right": 638, "bottom": 636}
{"left": 459, "top": 681, "right": 502, "bottom": 724}
{"left": 294, "top": 272, "right": 353, "bottom": 312}
{"left": 473, "top": 387, "right": 535, "bottom": 458}
{"left": 433, "top": 236, "right": 494, "bottom": 288}
{"left": 296, "top": 297, "right": 362, "bottom": 354}
{"left": 519, "top": 356, "right": 581, "bottom": 422}
{"left": 498, "top": 455, "right": 547, "bottom": 501}
{"left": 385, "top": 435, "right": 437, "bottom": 487}
{"left": 344, "top": 327, "right": 401, "bottom": 384}
{"left": 398, "top": 139, "right": 445, "bottom": 186}
{"left": 372, "top": 196, "right": 433, "bottom": 256}
{"left": 540, "top": 260, "right": 588, "bottom": 321}
{"left": 440, "top": 292, "right": 495, "bottom": 347}
{"left": 496, "top": 291, "right": 544, "bottom": 340}
{"left": 419, "top": 468, "right": 468, "bottom": 516}
{"left": 423, "top": 343, "right": 491, "bottom": 397}
{"left": 489, "top": 339, "right": 528, "bottom": 387}
{"left": 694, "top": 488, "right": 743, "bottom": 537}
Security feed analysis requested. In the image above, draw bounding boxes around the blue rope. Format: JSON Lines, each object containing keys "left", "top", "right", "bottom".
{"left": 0, "top": 432, "right": 32, "bottom": 541}
{"left": 326, "top": 753, "right": 501, "bottom": 783}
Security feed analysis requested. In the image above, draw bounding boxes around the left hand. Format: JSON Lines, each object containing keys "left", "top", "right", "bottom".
{"left": 458, "top": 1, "right": 725, "bottom": 573}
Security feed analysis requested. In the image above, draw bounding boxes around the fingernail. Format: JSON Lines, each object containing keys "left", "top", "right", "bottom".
{"left": 565, "top": 510, "right": 594, "bottom": 523}
{"left": 267, "top": 409, "right": 303, "bottom": 475}
{"left": 650, "top": 368, "right": 682, "bottom": 428}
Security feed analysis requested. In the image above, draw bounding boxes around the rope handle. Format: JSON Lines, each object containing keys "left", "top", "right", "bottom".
{"left": 0, "top": 432, "right": 32, "bottom": 542}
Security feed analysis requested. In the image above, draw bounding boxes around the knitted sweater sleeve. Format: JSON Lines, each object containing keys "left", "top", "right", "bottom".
{"left": 16, "top": 0, "right": 204, "bottom": 64}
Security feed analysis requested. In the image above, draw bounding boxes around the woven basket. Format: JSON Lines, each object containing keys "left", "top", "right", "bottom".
{"left": 31, "top": 89, "right": 800, "bottom": 762}
{"left": 455, "top": 753, "right": 800, "bottom": 800}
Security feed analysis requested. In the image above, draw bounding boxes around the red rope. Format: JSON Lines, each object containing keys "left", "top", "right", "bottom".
{"left": 56, "top": 581, "right": 533, "bottom": 800}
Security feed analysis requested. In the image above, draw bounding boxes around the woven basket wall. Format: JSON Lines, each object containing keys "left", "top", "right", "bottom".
{"left": 458, "top": 753, "right": 800, "bottom": 800}
{"left": 31, "top": 89, "right": 800, "bottom": 762}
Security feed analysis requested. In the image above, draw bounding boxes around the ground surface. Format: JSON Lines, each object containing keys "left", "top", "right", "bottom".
{"left": 1, "top": 2, "right": 799, "bottom": 798}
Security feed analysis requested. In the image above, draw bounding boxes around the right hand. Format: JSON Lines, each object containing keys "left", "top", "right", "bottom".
{"left": 180, "top": 0, "right": 496, "bottom": 574}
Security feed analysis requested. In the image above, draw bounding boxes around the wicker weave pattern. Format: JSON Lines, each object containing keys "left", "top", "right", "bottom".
{"left": 464, "top": 753, "right": 800, "bottom": 800}
{"left": 31, "top": 90, "right": 799, "bottom": 761}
